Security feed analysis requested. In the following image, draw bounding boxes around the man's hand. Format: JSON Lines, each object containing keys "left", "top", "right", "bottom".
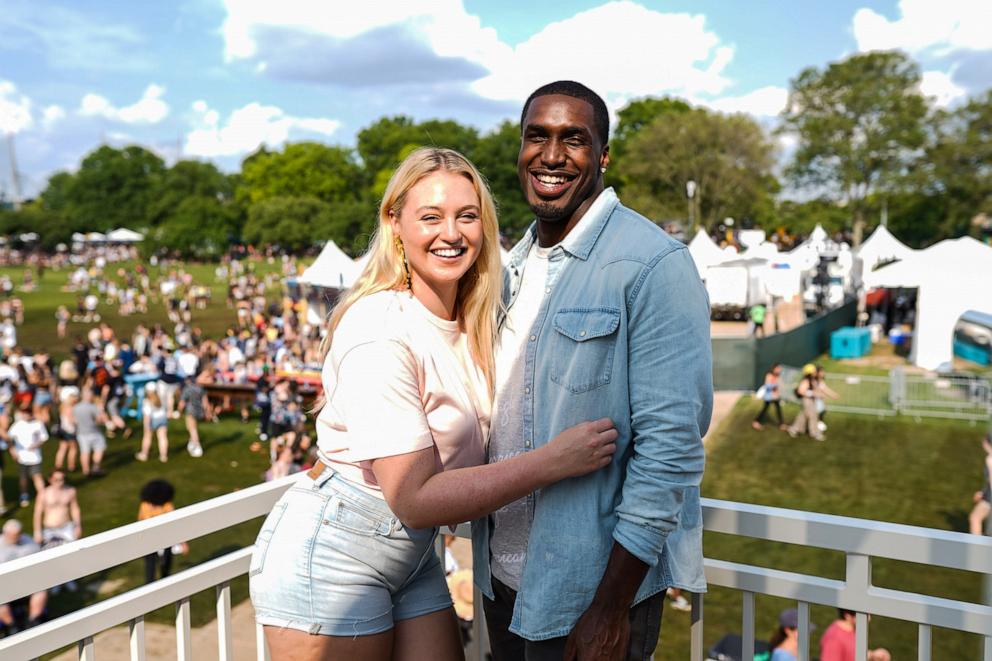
{"left": 563, "top": 602, "right": 630, "bottom": 660}
{"left": 563, "top": 543, "right": 649, "bottom": 660}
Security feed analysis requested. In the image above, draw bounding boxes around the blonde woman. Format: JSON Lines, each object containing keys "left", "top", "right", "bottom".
{"left": 136, "top": 387, "right": 170, "bottom": 463}
{"left": 249, "top": 148, "right": 617, "bottom": 661}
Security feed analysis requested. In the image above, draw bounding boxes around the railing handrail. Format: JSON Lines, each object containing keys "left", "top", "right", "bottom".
{"left": 702, "top": 497, "right": 992, "bottom": 574}
{"left": 0, "top": 474, "right": 299, "bottom": 604}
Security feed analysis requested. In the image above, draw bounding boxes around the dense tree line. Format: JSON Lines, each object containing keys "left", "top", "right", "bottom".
{"left": 1, "top": 50, "right": 989, "bottom": 257}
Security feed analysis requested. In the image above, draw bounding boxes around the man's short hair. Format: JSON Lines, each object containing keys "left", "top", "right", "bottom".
{"left": 520, "top": 80, "right": 610, "bottom": 146}
{"left": 2, "top": 519, "right": 22, "bottom": 535}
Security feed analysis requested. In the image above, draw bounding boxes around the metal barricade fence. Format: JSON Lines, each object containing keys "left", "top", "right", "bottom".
{"left": 779, "top": 365, "right": 992, "bottom": 421}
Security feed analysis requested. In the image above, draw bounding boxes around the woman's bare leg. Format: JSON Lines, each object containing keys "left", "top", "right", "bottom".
{"left": 263, "top": 626, "right": 393, "bottom": 661}
{"left": 156, "top": 427, "right": 169, "bottom": 461}
{"left": 969, "top": 500, "right": 991, "bottom": 535}
{"left": 393, "top": 608, "right": 464, "bottom": 661}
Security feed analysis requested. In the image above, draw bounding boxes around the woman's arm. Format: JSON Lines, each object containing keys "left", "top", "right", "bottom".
{"left": 371, "top": 418, "right": 617, "bottom": 529}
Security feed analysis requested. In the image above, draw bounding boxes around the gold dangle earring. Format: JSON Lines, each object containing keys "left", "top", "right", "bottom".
{"left": 394, "top": 236, "right": 412, "bottom": 290}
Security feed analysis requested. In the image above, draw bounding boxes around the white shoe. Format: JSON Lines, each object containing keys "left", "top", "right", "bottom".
{"left": 187, "top": 443, "right": 203, "bottom": 458}
{"left": 818, "top": 421, "right": 827, "bottom": 432}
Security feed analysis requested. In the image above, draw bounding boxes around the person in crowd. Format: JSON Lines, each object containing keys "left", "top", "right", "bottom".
{"left": 102, "top": 359, "right": 130, "bottom": 440}
{"left": 137, "top": 479, "right": 187, "bottom": 583}
{"left": 969, "top": 434, "right": 992, "bottom": 535}
{"left": 814, "top": 365, "right": 840, "bottom": 433}
{"left": 254, "top": 374, "right": 272, "bottom": 442}
{"left": 767, "top": 608, "right": 803, "bottom": 661}
{"left": 819, "top": 609, "right": 890, "bottom": 661}
{"left": 475, "top": 81, "right": 711, "bottom": 661}
{"left": 788, "top": 364, "right": 824, "bottom": 441}
{"left": 72, "top": 386, "right": 107, "bottom": 477}
{"left": 136, "top": 387, "right": 170, "bottom": 463}
{"left": 0, "top": 436, "right": 8, "bottom": 516}
{"left": 0, "top": 519, "right": 47, "bottom": 633}
{"left": 177, "top": 371, "right": 209, "bottom": 458}
{"left": 8, "top": 403, "right": 48, "bottom": 506}
{"left": 33, "top": 469, "right": 81, "bottom": 549}
{"left": 55, "top": 306, "right": 70, "bottom": 339}
{"left": 749, "top": 302, "right": 767, "bottom": 337}
{"left": 54, "top": 386, "right": 78, "bottom": 472}
{"left": 249, "top": 147, "right": 617, "bottom": 660}
{"left": 753, "top": 363, "right": 787, "bottom": 431}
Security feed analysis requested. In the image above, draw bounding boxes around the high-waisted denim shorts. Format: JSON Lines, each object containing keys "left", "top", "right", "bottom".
{"left": 249, "top": 465, "right": 452, "bottom": 636}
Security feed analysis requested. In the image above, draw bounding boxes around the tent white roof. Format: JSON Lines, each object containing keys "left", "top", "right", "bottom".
{"left": 742, "top": 241, "right": 779, "bottom": 260}
{"left": 71, "top": 232, "right": 87, "bottom": 243}
{"left": 106, "top": 227, "right": 144, "bottom": 242}
{"left": 85, "top": 232, "right": 106, "bottom": 243}
{"left": 687, "top": 229, "right": 728, "bottom": 276}
{"left": 855, "top": 225, "right": 915, "bottom": 272}
{"left": 299, "top": 240, "right": 361, "bottom": 290}
{"left": 863, "top": 235, "right": 992, "bottom": 370}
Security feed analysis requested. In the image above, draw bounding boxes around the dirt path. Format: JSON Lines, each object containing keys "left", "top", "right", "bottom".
{"left": 706, "top": 391, "right": 742, "bottom": 443}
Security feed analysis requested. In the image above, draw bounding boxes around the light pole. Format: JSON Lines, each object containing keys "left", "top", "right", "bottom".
{"left": 686, "top": 180, "right": 697, "bottom": 237}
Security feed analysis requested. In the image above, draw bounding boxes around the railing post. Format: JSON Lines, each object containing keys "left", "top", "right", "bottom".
{"left": 216, "top": 582, "right": 233, "bottom": 661}
{"left": 176, "top": 597, "right": 192, "bottom": 661}
{"left": 690, "top": 592, "right": 704, "bottom": 661}
{"left": 129, "top": 616, "right": 146, "bottom": 661}
{"left": 78, "top": 636, "right": 95, "bottom": 661}
{"left": 256, "top": 622, "right": 270, "bottom": 661}
{"left": 855, "top": 612, "right": 869, "bottom": 661}
{"left": 917, "top": 623, "right": 930, "bottom": 661}
{"left": 741, "top": 591, "right": 755, "bottom": 661}
{"left": 468, "top": 585, "right": 490, "bottom": 661}
{"left": 797, "top": 601, "right": 810, "bottom": 661}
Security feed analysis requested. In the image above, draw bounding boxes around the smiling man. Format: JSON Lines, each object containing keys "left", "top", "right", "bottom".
{"left": 473, "top": 81, "right": 713, "bottom": 660}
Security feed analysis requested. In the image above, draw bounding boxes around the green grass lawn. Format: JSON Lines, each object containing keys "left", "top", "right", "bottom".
{"left": 657, "top": 396, "right": 988, "bottom": 660}
{"left": 0, "top": 258, "right": 290, "bottom": 361}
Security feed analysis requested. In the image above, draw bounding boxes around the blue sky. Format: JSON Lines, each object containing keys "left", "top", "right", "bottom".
{"left": 1, "top": 0, "right": 990, "bottom": 198}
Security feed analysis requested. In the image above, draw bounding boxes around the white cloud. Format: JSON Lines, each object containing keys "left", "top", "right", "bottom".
{"left": 919, "top": 70, "right": 967, "bottom": 108}
{"left": 41, "top": 104, "right": 65, "bottom": 128}
{"left": 184, "top": 100, "right": 341, "bottom": 158}
{"left": 0, "top": 80, "right": 33, "bottom": 134}
{"left": 78, "top": 84, "right": 169, "bottom": 124}
{"left": 221, "top": 0, "right": 734, "bottom": 107}
{"left": 853, "top": 0, "right": 992, "bottom": 54}
{"left": 706, "top": 86, "right": 788, "bottom": 118}
{"left": 474, "top": 3, "right": 731, "bottom": 103}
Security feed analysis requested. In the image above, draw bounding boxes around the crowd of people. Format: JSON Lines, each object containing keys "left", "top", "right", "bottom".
{"left": 0, "top": 251, "right": 326, "bottom": 634}
{"left": 752, "top": 362, "right": 839, "bottom": 441}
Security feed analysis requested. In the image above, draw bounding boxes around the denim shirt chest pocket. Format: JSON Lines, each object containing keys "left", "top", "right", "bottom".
{"left": 549, "top": 307, "right": 621, "bottom": 393}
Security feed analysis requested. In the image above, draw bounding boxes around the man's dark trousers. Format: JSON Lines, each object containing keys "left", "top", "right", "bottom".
{"left": 483, "top": 577, "right": 665, "bottom": 661}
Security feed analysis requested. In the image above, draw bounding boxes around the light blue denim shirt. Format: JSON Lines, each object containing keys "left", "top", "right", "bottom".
{"left": 472, "top": 188, "right": 713, "bottom": 641}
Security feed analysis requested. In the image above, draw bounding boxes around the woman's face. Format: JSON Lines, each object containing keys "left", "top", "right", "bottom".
{"left": 392, "top": 171, "right": 483, "bottom": 295}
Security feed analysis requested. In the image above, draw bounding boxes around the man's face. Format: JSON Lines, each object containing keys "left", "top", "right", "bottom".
{"left": 518, "top": 94, "right": 609, "bottom": 222}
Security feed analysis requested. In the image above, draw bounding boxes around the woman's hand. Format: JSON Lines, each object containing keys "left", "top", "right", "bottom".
{"left": 543, "top": 418, "right": 618, "bottom": 481}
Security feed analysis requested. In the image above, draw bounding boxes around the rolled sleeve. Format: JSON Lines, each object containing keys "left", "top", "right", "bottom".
{"left": 335, "top": 339, "right": 435, "bottom": 462}
{"left": 613, "top": 247, "right": 712, "bottom": 566}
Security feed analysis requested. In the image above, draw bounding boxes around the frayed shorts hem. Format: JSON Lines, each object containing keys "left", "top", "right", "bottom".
{"left": 254, "top": 597, "right": 454, "bottom": 638}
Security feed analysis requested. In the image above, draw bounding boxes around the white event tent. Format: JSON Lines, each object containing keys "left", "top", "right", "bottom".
{"left": 106, "top": 227, "right": 144, "bottom": 243}
{"left": 687, "top": 229, "right": 728, "bottom": 278}
{"left": 855, "top": 225, "right": 916, "bottom": 272}
{"left": 300, "top": 240, "right": 361, "bottom": 290}
{"left": 865, "top": 236, "right": 992, "bottom": 370}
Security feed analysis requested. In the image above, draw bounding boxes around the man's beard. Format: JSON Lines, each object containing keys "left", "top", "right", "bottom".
{"left": 531, "top": 201, "right": 569, "bottom": 222}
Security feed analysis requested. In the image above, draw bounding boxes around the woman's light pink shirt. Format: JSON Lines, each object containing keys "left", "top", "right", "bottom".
{"left": 315, "top": 290, "right": 491, "bottom": 495}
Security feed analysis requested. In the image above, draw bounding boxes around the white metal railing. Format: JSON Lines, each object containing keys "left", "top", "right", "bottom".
{"left": 1, "top": 477, "right": 991, "bottom": 661}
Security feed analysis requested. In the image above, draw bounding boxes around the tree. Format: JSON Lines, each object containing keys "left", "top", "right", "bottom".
{"left": 147, "top": 160, "right": 234, "bottom": 225}
{"left": 357, "top": 117, "right": 479, "bottom": 199}
{"left": 243, "top": 196, "right": 335, "bottom": 252}
{"left": 64, "top": 145, "right": 166, "bottom": 232}
{"left": 780, "top": 51, "right": 928, "bottom": 245}
{"left": 611, "top": 96, "right": 692, "bottom": 161}
{"left": 616, "top": 107, "right": 778, "bottom": 232}
{"left": 151, "top": 196, "right": 238, "bottom": 258}
{"left": 239, "top": 142, "right": 364, "bottom": 206}
{"left": 470, "top": 120, "right": 532, "bottom": 239}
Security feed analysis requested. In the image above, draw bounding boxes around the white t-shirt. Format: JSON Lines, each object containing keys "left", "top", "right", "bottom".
{"left": 316, "top": 290, "right": 491, "bottom": 496}
{"left": 9, "top": 419, "right": 49, "bottom": 466}
{"left": 488, "top": 243, "right": 551, "bottom": 589}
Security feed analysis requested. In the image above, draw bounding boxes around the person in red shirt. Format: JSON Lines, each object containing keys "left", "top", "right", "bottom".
{"left": 819, "top": 609, "right": 891, "bottom": 661}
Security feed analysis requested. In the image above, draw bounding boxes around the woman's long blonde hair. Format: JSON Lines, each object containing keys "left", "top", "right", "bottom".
{"left": 324, "top": 147, "right": 501, "bottom": 398}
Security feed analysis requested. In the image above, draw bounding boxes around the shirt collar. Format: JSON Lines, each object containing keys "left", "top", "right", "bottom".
{"left": 513, "top": 187, "right": 619, "bottom": 265}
